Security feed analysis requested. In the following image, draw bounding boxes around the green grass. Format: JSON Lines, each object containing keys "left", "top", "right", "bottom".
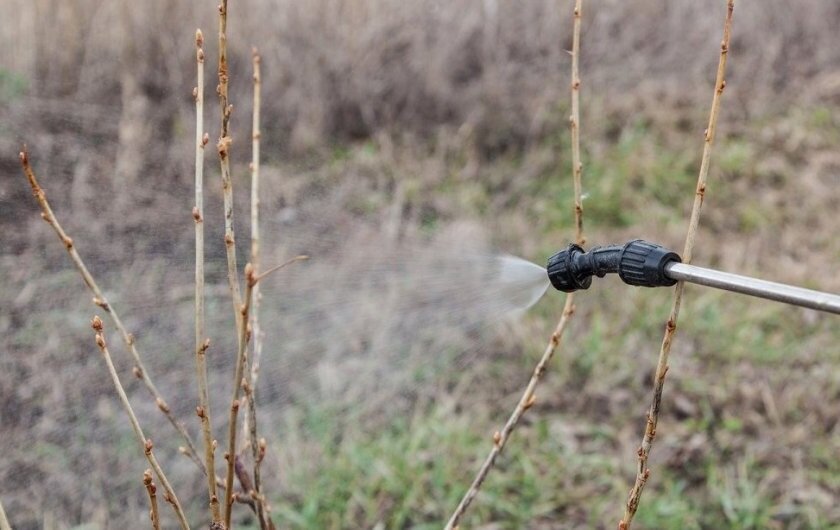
{"left": 0, "top": 67, "right": 27, "bottom": 103}
{"left": 254, "top": 104, "right": 840, "bottom": 529}
{"left": 8, "top": 100, "right": 838, "bottom": 529}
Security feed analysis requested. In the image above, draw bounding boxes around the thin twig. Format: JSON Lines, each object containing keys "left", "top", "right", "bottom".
{"left": 242, "top": 46, "right": 262, "bottom": 453}
{"left": 444, "top": 1, "right": 585, "bottom": 527}
{"left": 90, "top": 316, "right": 190, "bottom": 530}
{"left": 243, "top": 144, "right": 295, "bottom": 530}
{"left": 0, "top": 497, "right": 11, "bottom": 530}
{"left": 618, "top": 2, "right": 735, "bottom": 529}
{"left": 193, "top": 28, "right": 222, "bottom": 525}
{"left": 242, "top": 380, "right": 272, "bottom": 530}
{"left": 444, "top": 302, "right": 576, "bottom": 529}
{"left": 18, "top": 149, "right": 204, "bottom": 472}
{"left": 242, "top": 51, "right": 271, "bottom": 530}
{"left": 224, "top": 264, "right": 256, "bottom": 528}
{"left": 255, "top": 255, "right": 309, "bottom": 283}
{"left": 217, "top": 0, "right": 243, "bottom": 337}
{"left": 570, "top": 0, "right": 584, "bottom": 247}
{"left": 143, "top": 470, "right": 162, "bottom": 530}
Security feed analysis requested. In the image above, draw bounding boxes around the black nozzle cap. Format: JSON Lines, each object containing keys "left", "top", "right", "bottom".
{"left": 618, "top": 239, "right": 681, "bottom": 287}
{"left": 547, "top": 244, "right": 591, "bottom": 292}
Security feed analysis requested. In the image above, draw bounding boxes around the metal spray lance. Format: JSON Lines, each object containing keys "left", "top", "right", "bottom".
{"left": 546, "top": 239, "right": 840, "bottom": 315}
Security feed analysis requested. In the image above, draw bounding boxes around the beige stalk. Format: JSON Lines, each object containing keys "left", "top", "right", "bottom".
{"left": 618, "top": 2, "right": 735, "bottom": 528}
{"left": 444, "top": 1, "right": 585, "bottom": 527}
{"left": 91, "top": 316, "right": 190, "bottom": 530}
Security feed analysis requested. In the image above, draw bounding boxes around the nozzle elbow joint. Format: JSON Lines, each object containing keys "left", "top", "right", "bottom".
{"left": 546, "top": 240, "right": 681, "bottom": 292}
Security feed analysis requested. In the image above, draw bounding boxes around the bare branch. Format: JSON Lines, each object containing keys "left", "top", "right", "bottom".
{"left": 445, "top": 1, "right": 586, "bottom": 526}
{"left": 143, "top": 470, "right": 161, "bottom": 530}
{"left": 618, "top": 2, "right": 735, "bottom": 529}
{"left": 18, "top": 148, "right": 204, "bottom": 472}
{"left": 192, "top": 27, "right": 223, "bottom": 525}
{"left": 90, "top": 316, "right": 190, "bottom": 530}
{"left": 444, "top": 300, "right": 576, "bottom": 529}
{"left": 242, "top": 381, "right": 273, "bottom": 529}
{"left": 570, "top": 0, "right": 584, "bottom": 246}
{"left": 242, "top": 46, "right": 262, "bottom": 455}
{"left": 224, "top": 264, "right": 256, "bottom": 527}
{"left": 217, "top": 0, "right": 244, "bottom": 341}
{"left": 255, "top": 255, "right": 309, "bottom": 283}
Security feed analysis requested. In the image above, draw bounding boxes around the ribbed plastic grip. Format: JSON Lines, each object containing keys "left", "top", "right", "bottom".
{"left": 618, "top": 239, "right": 681, "bottom": 287}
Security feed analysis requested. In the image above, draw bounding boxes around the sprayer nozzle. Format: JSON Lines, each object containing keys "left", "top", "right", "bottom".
{"left": 546, "top": 243, "right": 591, "bottom": 292}
{"left": 546, "top": 240, "right": 681, "bottom": 292}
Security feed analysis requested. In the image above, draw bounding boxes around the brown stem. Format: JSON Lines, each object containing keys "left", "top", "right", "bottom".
{"left": 90, "top": 317, "right": 190, "bottom": 530}
{"left": 570, "top": 0, "right": 584, "bottom": 246}
{"left": 444, "top": 299, "right": 576, "bottom": 529}
{"left": 445, "top": 2, "right": 586, "bottom": 527}
{"left": 217, "top": 0, "right": 243, "bottom": 341}
{"left": 18, "top": 149, "right": 204, "bottom": 472}
{"left": 255, "top": 255, "right": 309, "bottom": 283}
{"left": 224, "top": 265, "right": 256, "bottom": 528}
{"left": 618, "top": 2, "right": 735, "bottom": 529}
{"left": 143, "top": 470, "right": 161, "bottom": 530}
{"left": 193, "top": 26, "right": 222, "bottom": 526}
{"left": 242, "top": 46, "right": 262, "bottom": 455}
{"left": 242, "top": 381, "right": 272, "bottom": 529}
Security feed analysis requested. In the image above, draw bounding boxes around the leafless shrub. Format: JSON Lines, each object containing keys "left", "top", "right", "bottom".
{"left": 16, "top": 2, "right": 286, "bottom": 529}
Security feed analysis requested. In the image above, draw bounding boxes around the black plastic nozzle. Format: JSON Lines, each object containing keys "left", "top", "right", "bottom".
{"left": 546, "top": 239, "right": 681, "bottom": 292}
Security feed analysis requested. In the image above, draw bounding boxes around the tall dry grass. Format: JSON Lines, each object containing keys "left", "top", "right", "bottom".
{"left": 3, "top": 0, "right": 840, "bottom": 156}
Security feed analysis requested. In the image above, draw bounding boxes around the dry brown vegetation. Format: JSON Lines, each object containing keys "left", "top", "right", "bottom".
{"left": 2, "top": 1, "right": 840, "bottom": 529}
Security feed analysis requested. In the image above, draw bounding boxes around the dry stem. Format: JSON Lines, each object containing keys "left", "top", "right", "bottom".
{"left": 18, "top": 148, "right": 204, "bottom": 472}
{"left": 0, "top": 498, "right": 11, "bottom": 530}
{"left": 217, "top": 0, "right": 244, "bottom": 337}
{"left": 255, "top": 255, "right": 309, "bottom": 282}
{"left": 192, "top": 28, "right": 222, "bottom": 524}
{"left": 618, "top": 2, "right": 735, "bottom": 529}
{"left": 445, "top": 1, "right": 585, "bottom": 527}
{"left": 242, "top": 47, "right": 273, "bottom": 530}
{"left": 143, "top": 470, "right": 161, "bottom": 530}
{"left": 224, "top": 264, "right": 256, "bottom": 528}
{"left": 241, "top": 383, "right": 272, "bottom": 529}
{"left": 444, "top": 300, "right": 576, "bottom": 529}
{"left": 570, "top": 0, "right": 584, "bottom": 246}
{"left": 242, "top": 46, "right": 262, "bottom": 452}
{"left": 90, "top": 316, "right": 190, "bottom": 530}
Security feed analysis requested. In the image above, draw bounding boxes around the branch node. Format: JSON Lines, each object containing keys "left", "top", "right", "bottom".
{"left": 156, "top": 398, "right": 170, "bottom": 414}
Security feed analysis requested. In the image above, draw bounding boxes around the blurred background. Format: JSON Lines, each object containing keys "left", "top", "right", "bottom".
{"left": 1, "top": 0, "right": 839, "bottom": 528}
